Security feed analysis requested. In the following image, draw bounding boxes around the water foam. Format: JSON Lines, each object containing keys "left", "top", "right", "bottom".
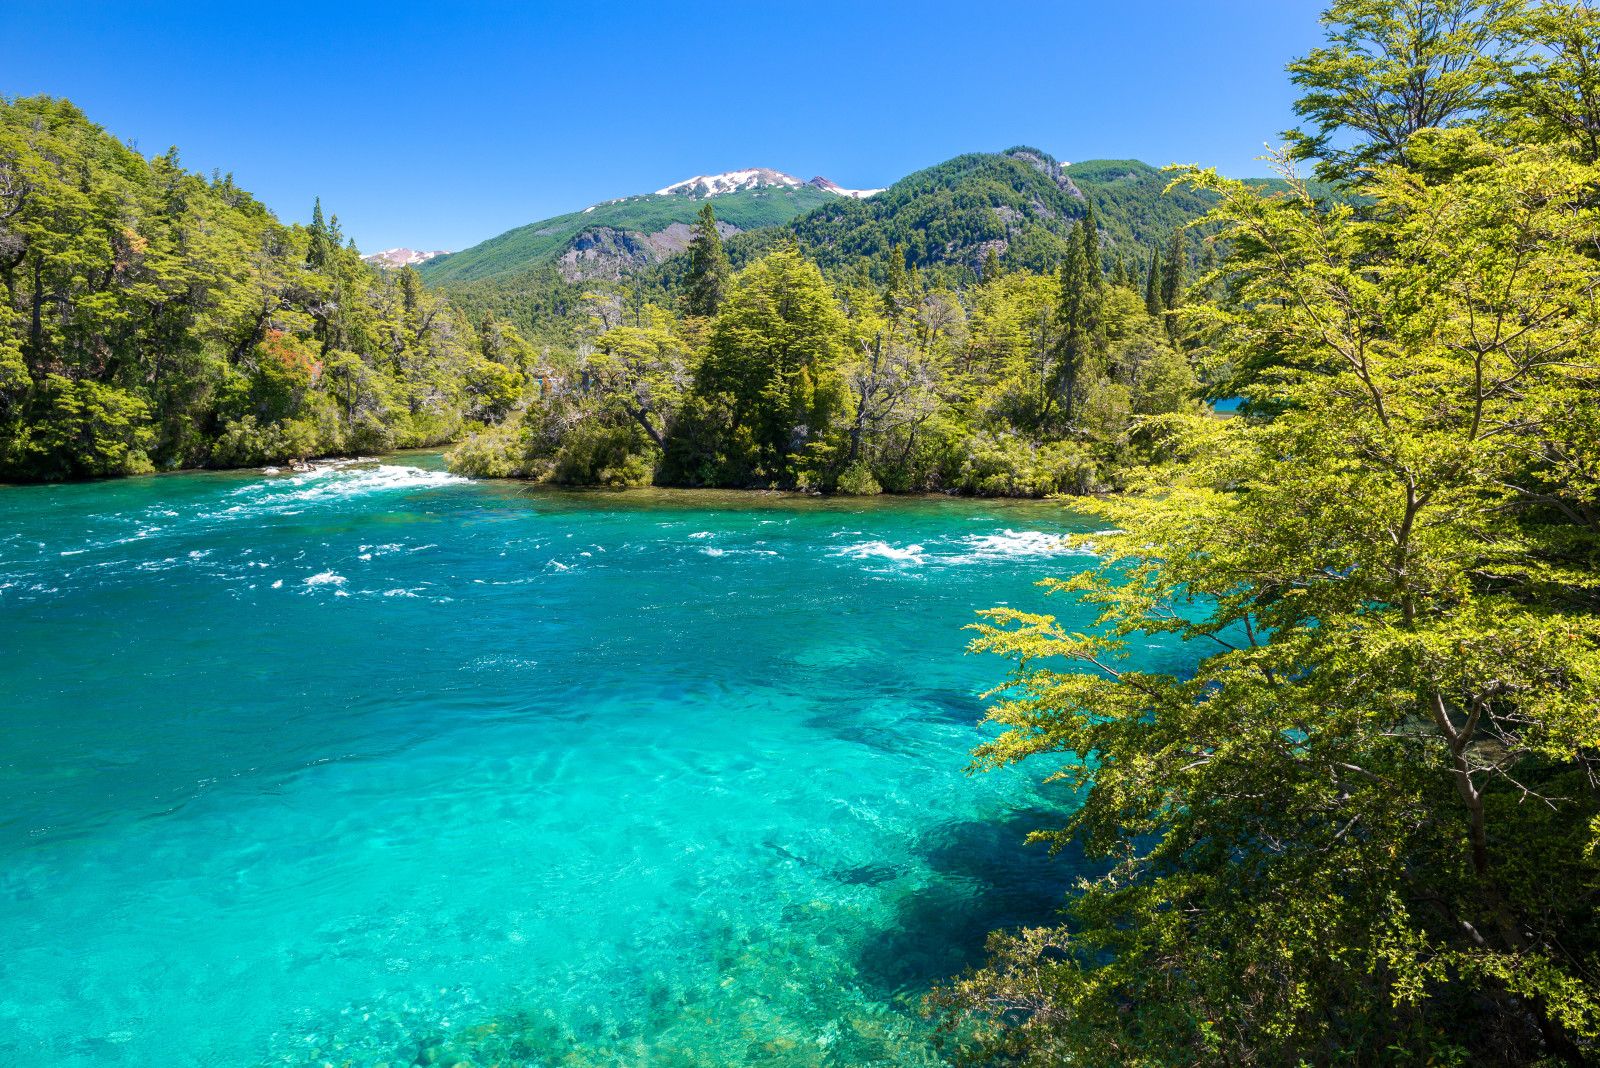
{"left": 959, "top": 529, "right": 1068, "bottom": 557}
{"left": 833, "top": 540, "right": 926, "bottom": 564}
{"left": 223, "top": 464, "right": 467, "bottom": 515}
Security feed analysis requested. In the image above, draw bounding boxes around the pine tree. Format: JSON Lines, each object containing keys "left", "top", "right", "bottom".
{"left": 1144, "top": 255, "right": 1163, "bottom": 318}
{"left": 682, "top": 202, "right": 731, "bottom": 318}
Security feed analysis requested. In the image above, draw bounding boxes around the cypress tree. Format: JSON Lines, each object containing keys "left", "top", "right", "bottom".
{"left": 683, "top": 202, "right": 731, "bottom": 318}
{"left": 1144, "top": 255, "right": 1163, "bottom": 318}
{"left": 982, "top": 246, "right": 1001, "bottom": 283}
{"left": 1161, "top": 228, "right": 1187, "bottom": 342}
{"left": 1161, "top": 228, "right": 1186, "bottom": 311}
{"left": 1052, "top": 225, "right": 1107, "bottom": 427}
{"left": 884, "top": 243, "right": 907, "bottom": 316}
{"left": 1080, "top": 205, "right": 1102, "bottom": 290}
{"left": 1112, "top": 251, "right": 1128, "bottom": 288}
{"left": 308, "top": 197, "right": 331, "bottom": 269}
{"left": 400, "top": 264, "right": 423, "bottom": 314}
{"left": 1199, "top": 241, "right": 1219, "bottom": 301}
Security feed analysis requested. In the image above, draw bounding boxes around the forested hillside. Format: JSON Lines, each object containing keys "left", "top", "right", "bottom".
{"left": 417, "top": 183, "right": 838, "bottom": 285}
{"left": 0, "top": 95, "right": 523, "bottom": 480}
{"left": 430, "top": 149, "right": 1350, "bottom": 351}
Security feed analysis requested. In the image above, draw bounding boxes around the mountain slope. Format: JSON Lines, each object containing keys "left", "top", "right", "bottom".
{"left": 774, "top": 149, "right": 1227, "bottom": 280}
{"left": 418, "top": 171, "right": 868, "bottom": 285}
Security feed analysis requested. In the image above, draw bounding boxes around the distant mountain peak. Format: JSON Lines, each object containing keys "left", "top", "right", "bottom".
{"left": 363, "top": 248, "right": 451, "bottom": 268}
{"left": 653, "top": 168, "right": 882, "bottom": 200}
{"left": 805, "top": 176, "right": 886, "bottom": 200}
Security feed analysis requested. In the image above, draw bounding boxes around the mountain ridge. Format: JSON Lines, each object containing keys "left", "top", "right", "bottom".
{"left": 362, "top": 247, "right": 452, "bottom": 269}
{"left": 420, "top": 167, "right": 886, "bottom": 285}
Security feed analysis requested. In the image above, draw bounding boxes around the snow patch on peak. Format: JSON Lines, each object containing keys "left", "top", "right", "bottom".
{"left": 655, "top": 168, "right": 808, "bottom": 197}
{"left": 362, "top": 248, "right": 451, "bottom": 268}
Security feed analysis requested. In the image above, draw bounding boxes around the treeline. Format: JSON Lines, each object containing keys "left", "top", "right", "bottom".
{"left": 0, "top": 95, "right": 523, "bottom": 480}
{"left": 446, "top": 202, "right": 1207, "bottom": 494}
{"left": 935, "top": 2, "right": 1600, "bottom": 1066}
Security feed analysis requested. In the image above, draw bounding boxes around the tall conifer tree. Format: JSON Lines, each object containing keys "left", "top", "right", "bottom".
{"left": 682, "top": 202, "right": 731, "bottom": 318}
{"left": 1161, "top": 228, "right": 1186, "bottom": 311}
{"left": 982, "top": 246, "right": 1001, "bottom": 283}
{"left": 1052, "top": 221, "right": 1107, "bottom": 427}
{"left": 308, "top": 197, "right": 331, "bottom": 269}
{"left": 1080, "top": 205, "right": 1103, "bottom": 290}
{"left": 883, "top": 243, "right": 908, "bottom": 317}
{"left": 1144, "top": 255, "right": 1163, "bottom": 318}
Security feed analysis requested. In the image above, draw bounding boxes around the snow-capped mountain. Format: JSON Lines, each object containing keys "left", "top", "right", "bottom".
{"left": 654, "top": 168, "right": 884, "bottom": 200}
{"left": 362, "top": 248, "right": 451, "bottom": 269}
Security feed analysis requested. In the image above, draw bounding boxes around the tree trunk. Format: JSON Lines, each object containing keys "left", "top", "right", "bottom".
{"left": 631, "top": 407, "right": 666, "bottom": 450}
{"left": 29, "top": 251, "right": 44, "bottom": 363}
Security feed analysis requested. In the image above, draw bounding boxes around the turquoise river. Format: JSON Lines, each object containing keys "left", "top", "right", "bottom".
{"left": 0, "top": 454, "right": 1190, "bottom": 1067}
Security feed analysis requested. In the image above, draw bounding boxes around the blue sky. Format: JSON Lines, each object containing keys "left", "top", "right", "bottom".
{"left": 5, "top": 1, "right": 1327, "bottom": 254}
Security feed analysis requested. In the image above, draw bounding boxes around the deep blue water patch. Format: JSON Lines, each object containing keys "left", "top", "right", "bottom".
{"left": 0, "top": 454, "right": 1196, "bottom": 1066}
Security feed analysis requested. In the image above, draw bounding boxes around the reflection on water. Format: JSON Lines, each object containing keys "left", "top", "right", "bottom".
{"left": 0, "top": 454, "right": 1190, "bottom": 1066}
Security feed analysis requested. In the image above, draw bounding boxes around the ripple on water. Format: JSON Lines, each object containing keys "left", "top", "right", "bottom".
{"left": 0, "top": 457, "right": 1163, "bottom": 1067}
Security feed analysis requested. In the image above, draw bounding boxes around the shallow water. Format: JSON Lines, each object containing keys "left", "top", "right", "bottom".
{"left": 0, "top": 454, "right": 1191, "bottom": 1067}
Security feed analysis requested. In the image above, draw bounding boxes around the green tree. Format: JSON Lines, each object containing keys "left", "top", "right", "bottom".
{"left": 1495, "top": 2, "right": 1600, "bottom": 163}
{"left": 307, "top": 197, "right": 332, "bottom": 269}
{"left": 0, "top": 94, "right": 514, "bottom": 479}
{"left": 681, "top": 202, "right": 730, "bottom": 318}
{"left": 1285, "top": 0, "right": 1520, "bottom": 184}
{"left": 1143, "top": 254, "right": 1163, "bottom": 318}
{"left": 983, "top": 245, "right": 1002, "bottom": 283}
{"left": 1050, "top": 220, "right": 1105, "bottom": 426}
{"left": 884, "top": 242, "right": 908, "bottom": 317}
{"left": 693, "top": 246, "right": 850, "bottom": 485}
{"left": 936, "top": 137, "right": 1600, "bottom": 1067}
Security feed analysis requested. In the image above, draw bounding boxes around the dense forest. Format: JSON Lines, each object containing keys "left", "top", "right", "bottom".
{"left": 0, "top": 96, "right": 524, "bottom": 480}
{"left": 934, "top": 1, "right": 1600, "bottom": 1065}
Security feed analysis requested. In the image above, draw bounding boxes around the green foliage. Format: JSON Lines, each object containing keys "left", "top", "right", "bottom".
{"left": 691, "top": 246, "right": 851, "bottom": 486}
{"left": 1494, "top": 2, "right": 1600, "bottom": 163}
{"left": 445, "top": 224, "right": 1202, "bottom": 495}
{"left": 1285, "top": 0, "right": 1518, "bottom": 184}
{"left": 834, "top": 459, "right": 882, "bottom": 495}
{"left": 0, "top": 94, "right": 522, "bottom": 481}
{"left": 935, "top": 136, "right": 1600, "bottom": 1068}
{"left": 9, "top": 375, "right": 156, "bottom": 478}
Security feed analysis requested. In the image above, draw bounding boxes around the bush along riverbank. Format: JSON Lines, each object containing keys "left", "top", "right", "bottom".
{"left": 0, "top": 95, "right": 525, "bottom": 481}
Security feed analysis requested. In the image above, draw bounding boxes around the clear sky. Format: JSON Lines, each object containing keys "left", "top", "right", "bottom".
{"left": 4, "top": 1, "right": 1328, "bottom": 255}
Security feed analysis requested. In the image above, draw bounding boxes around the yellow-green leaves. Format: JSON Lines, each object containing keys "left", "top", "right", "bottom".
{"left": 942, "top": 133, "right": 1600, "bottom": 1066}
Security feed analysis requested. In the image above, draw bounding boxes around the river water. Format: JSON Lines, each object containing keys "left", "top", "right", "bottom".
{"left": 0, "top": 453, "right": 1184, "bottom": 1066}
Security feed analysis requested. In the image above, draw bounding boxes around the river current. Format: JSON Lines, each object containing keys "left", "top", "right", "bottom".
{"left": 0, "top": 453, "right": 1186, "bottom": 1067}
